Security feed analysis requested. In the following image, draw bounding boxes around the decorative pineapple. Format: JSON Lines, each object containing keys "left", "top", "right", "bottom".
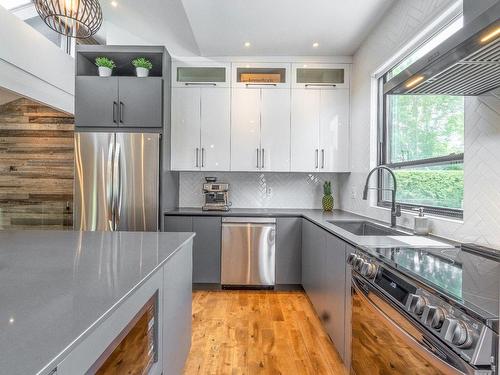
{"left": 322, "top": 181, "right": 334, "bottom": 212}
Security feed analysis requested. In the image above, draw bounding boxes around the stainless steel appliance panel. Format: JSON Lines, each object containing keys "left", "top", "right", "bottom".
{"left": 350, "top": 274, "right": 475, "bottom": 375}
{"left": 221, "top": 217, "right": 275, "bottom": 286}
{"left": 114, "top": 133, "right": 159, "bottom": 232}
{"left": 74, "top": 132, "right": 115, "bottom": 231}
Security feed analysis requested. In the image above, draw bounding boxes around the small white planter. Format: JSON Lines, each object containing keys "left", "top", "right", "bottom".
{"left": 98, "top": 67, "right": 112, "bottom": 77}
{"left": 136, "top": 67, "right": 150, "bottom": 77}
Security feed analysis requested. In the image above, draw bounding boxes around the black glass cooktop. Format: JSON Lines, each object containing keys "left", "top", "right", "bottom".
{"left": 364, "top": 244, "right": 500, "bottom": 320}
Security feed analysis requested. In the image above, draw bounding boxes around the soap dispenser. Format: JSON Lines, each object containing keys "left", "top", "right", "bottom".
{"left": 414, "top": 208, "right": 429, "bottom": 235}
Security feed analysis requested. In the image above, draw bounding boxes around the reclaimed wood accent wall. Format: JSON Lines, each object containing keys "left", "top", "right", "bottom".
{"left": 0, "top": 98, "right": 74, "bottom": 230}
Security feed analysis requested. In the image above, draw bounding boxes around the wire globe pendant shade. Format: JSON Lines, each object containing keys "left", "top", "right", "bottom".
{"left": 34, "top": 0, "right": 103, "bottom": 39}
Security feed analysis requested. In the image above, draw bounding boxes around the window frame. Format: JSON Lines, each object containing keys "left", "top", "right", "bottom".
{"left": 377, "top": 76, "right": 464, "bottom": 219}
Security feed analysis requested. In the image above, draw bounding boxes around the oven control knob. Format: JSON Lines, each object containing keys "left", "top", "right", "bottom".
{"left": 360, "top": 262, "right": 378, "bottom": 278}
{"left": 421, "top": 306, "right": 446, "bottom": 329}
{"left": 406, "top": 294, "right": 428, "bottom": 315}
{"left": 442, "top": 319, "right": 473, "bottom": 348}
{"left": 346, "top": 253, "right": 357, "bottom": 265}
{"left": 353, "top": 257, "right": 365, "bottom": 271}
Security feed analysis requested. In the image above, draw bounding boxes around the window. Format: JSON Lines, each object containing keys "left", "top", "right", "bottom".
{"left": 378, "top": 18, "right": 464, "bottom": 218}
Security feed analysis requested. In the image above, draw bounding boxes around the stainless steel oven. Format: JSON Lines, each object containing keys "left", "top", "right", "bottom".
{"left": 351, "top": 274, "right": 476, "bottom": 374}
{"left": 347, "top": 249, "right": 496, "bottom": 375}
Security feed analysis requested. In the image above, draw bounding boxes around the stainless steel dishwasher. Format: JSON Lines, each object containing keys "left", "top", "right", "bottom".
{"left": 221, "top": 217, "right": 276, "bottom": 288}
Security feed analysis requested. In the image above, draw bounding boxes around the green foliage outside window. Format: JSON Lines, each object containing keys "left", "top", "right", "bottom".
{"left": 383, "top": 95, "right": 465, "bottom": 213}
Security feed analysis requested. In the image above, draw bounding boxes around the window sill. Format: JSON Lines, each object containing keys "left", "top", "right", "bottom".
{"left": 372, "top": 204, "right": 464, "bottom": 225}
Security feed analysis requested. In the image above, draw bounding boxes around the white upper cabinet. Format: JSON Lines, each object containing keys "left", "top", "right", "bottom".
{"left": 292, "top": 63, "right": 350, "bottom": 89}
{"left": 171, "top": 87, "right": 201, "bottom": 170}
{"left": 171, "top": 86, "right": 230, "bottom": 171}
{"left": 261, "top": 89, "right": 291, "bottom": 172}
{"left": 320, "top": 89, "right": 350, "bottom": 172}
{"left": 172, "top": 62, "right": 230, "bottom": 88}
{"left": 231, "top": 89, "right": 262, "bottom": 171}
{"left": 290, "top": 89, "right": 320, "bottom": 172}
{"left": 291, "top": 88, "right": 350, "bottom": 172}
{"left": 231, "top": 87, "right": 291, "bottom": 172}
{"left": 232, "top": 63, "right": 291, "bottom": 89}
{"left": 200, "top": 88, "right": 231, "bottom": 171}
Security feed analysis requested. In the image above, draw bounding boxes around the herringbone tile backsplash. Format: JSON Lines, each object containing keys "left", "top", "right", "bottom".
{"left": 179, "top": 172, "right": 342, "bottom": 209}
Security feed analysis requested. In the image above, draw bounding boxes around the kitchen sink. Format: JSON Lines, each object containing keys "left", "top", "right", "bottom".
{"left": 327, "top": 220, "right": 411, "bottom": 236}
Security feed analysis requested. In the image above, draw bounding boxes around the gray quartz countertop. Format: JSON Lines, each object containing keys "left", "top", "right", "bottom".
{"left": 0, "top": 230, "right": 195, "bottom": 375}
{"left": 165, "top": 208, "right": 455, "bottom": 249}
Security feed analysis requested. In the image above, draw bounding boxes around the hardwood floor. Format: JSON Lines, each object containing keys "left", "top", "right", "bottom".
{"left": 183, "top": 290, "right": 347, "bottom": 375}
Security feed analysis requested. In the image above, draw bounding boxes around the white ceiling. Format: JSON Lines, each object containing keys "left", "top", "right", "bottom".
{"left": 100, "top": 0, "right": 394, "bottom": 57}
{"left": 100, "top": 0, "right": 201, "bottom": 56}
{"left": 180, "top": 0, "right": 395, "bottom": 56}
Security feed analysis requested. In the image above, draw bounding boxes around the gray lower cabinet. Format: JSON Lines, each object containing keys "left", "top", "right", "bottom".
{"left": 324, "top": 235, "right": 347, "bottom": 360}
{"left": 164, "top": 215, "right": 221, "bottom": 283}
{"left": 163, "top": 240, "right": 193, "bottom": 375}
{"left": 276, "top": 217, "right": 302, "bottom": 284}
{"left": 301, "top": 218, "right": 347, "bottom": 362}
{"left": 302, "top": 219, "right": 327, "bottom": 314}
{"left": 192, "top": 216, "right": 221, "bottom": 283}
{"left": 75, "top": 76, "right": 163, "bottom": 128}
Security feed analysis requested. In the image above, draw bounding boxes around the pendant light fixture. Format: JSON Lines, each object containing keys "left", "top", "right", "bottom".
{"left": 34, "top": 0, "right": 103, "bottom": 39}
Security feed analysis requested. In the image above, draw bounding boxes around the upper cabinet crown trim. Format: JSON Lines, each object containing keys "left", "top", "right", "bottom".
{"left": 172, "top": 62, "right": 231, "bottom": 88}
{"left": 231, "top": 62, "right": 291, "bottom": 89}
{"left": 291, "top": 63, "right": 350, "bottom": 89}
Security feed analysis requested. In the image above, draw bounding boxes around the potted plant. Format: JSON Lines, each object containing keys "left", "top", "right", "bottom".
{"left": 322, "top": 181, "right": 334, "bottom": 212}
{"left": 95, "top": 57, "right": 116, "bottom": 77}
{"left": 132, "top": 57, "right": 153, "bottom": 77}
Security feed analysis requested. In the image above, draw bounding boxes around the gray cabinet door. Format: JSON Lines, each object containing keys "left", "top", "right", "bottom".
{"left": 164, "top": 216, "right": 193, "bottom": 232}
{"left": 192, "top": 216, "right": 221, "bottom": 283}
{"left": 163, "top": 240, "right": 193, "bottom": 375}
{"left": 276, "top": 217, "right": 302, "bottom": 284}
{"left": 118, "top": 77, "right": 163, "bottom": 128}
{"left": 301, "top": 219, "right": 326, "bottom": 314}
{"left": 75, "top": 76, "right": 118, "bottom": 127}
{"left": 324, "top": 234, "right": 347, "bottom": 360}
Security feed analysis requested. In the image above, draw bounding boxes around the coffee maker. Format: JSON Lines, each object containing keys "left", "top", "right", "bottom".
{"left": 202, "top": 177, "right": 230, "bottom": 211}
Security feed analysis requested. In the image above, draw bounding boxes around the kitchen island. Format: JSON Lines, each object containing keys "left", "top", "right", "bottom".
{"left": 0, "top": 230, "right": 195, "bottom": 375}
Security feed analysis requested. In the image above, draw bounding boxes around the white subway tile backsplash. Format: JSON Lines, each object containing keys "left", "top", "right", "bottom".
{"left": 179, "top": 172, "right": 343, "bottom": 209}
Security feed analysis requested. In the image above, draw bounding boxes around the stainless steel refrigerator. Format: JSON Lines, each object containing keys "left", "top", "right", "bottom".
{"left": 74, "top": 132, "right": 160, "bottom": 231}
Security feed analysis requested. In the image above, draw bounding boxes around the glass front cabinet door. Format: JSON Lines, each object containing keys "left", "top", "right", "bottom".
{"left": 172, "top": 62, "right": 231, "bottom": 88}
{"left": 292, "top": 63, "right": 350, "bottom": 89}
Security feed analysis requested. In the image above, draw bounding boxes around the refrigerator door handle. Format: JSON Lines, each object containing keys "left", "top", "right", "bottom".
{"left": 113, "top": 142, "right": 122, "bottom": 229}
{"left": 107, "top": 138, "right": 115, "bottom": 230}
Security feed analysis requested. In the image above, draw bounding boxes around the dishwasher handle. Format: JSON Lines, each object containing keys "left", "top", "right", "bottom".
{"left": 222, "top": 217, "right": 276, "bottom": 224}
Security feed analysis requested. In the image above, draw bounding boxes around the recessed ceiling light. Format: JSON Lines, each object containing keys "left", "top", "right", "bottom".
{"left": 312, "top": 42, "right": 319, "bottom": 48}
{"left": 111, "top": 1, "right": 118, "bottom": 7}
{"left": 244, "top": 42, "right": 251, "bottom": 47}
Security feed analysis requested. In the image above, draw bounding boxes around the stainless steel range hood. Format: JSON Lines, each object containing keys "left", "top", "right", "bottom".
{"left": 384, "top": 0, "right": 500, "bottom": 96}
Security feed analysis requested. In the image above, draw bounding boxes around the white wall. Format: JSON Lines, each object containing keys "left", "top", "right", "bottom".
{"left": 0, "top": 6, "right": 74, "bottom": 113}
{"left": 179, "top": 172, "right": 342, "bottom": 210}
{"left": 339, "top": 0, "right": 500, "bottom": 249}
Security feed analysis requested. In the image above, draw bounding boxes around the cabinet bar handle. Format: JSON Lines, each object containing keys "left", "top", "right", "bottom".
{"left": 184, "top": 82, "right": 217, "bottom": 86}
{"left": 261, "top": 148, "right": 265, "bottom": 169}
{"left": 321, "top": 149, "right": 325, "bottom": 169}
{"left": 201, "top": 148, "right": 205, "bottom": 168}
{"left": 195, "top": 148, "right": 199, "bottom": 168}
{"left": 113, "top": 101, "right": 117, "bottom": 123}
{"left": 315, "top": 149, "right": 319, "bottom": 169}
{"left": 245, "top": 83, "right": 277, "bottom": 87}
{"left": 305, "top": 84, "right": 337, "bottom": 88}
{"left": 119, "top": 101, "right": 124, "bottom": 123}
{"left": 256, "top": 148, "right": 260, "bottom": 169}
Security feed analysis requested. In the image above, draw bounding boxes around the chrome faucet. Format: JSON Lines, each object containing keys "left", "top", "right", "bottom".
{"left": 362, "top": 166, "right": 401, "bottom": 227}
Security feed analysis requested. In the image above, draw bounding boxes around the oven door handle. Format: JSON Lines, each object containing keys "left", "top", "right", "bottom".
{"left": 351, "top": 275, "right": 474, "bottom": 375}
